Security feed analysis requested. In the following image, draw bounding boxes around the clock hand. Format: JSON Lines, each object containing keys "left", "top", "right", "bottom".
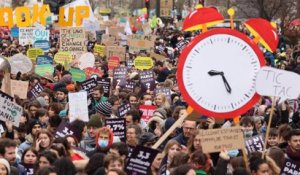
{"left": 208, "top": 70, "right": 223, "bottom": 76}
{"left": 221, "top": 74, "right": 232, "bottom": 94}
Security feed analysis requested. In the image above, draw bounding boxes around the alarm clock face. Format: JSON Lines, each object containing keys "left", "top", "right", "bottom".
{"left": 177, "top": 28, "right": 265, "bottom": 118}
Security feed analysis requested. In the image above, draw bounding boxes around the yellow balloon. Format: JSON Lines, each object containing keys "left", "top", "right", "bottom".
{"left": 227, "top": 8, "right": 235, "bottom": 16}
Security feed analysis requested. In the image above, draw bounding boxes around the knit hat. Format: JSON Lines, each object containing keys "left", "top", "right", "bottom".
{"left": 153, "top": 108, "right": 167, "bottom": 119}
{"left": 61, "top": 74, "right": 72, "bottom": 84}
{"left": 27, "top": 119, "right": 42, "bottom": 134}
{"left": 87, "top": 115, "right": 103, "bottom": 128}
{"left": 36, "top": 97, "right": 47, "bottom": 107}
{"left": 0, "top": 158, "right": 10, "bottom": 174}
{"left": 95, "top": 102, "right": 112, "bottom": 117}
{"left": 139, "top": 132, "right": 158, "bottom": 145}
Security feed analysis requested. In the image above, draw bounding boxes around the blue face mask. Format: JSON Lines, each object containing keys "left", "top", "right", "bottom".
{"left": 228, "top": 149, "right": 239, "bottom": 157}
{"left": 98, "top": 140, "right": 109, "bottom": 148}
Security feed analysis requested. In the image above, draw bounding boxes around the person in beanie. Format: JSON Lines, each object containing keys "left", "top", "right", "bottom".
{"left": 95, "top": 101, "right": 112, "bottom": 119}
{"left": 79, "top": 114, "right": 103, "bottom": 152}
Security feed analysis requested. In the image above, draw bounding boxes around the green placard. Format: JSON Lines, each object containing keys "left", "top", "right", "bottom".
{"left": 34, "top": 64, "right": 54, "bottom": 76}
{"left": 70, "top": 68, "right": 86, "bottom": 82}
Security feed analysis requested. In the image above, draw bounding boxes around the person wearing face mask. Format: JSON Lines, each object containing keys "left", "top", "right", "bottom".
{"left": 87, "top": 127, "right": 114, "bottom": 157}
{"left": 240, "top": 116, "right": 255, "bottom": 139}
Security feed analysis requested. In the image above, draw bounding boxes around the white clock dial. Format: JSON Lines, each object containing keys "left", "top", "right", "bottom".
{"left": 182, "top": 34, "right": 260, "bottom": 113}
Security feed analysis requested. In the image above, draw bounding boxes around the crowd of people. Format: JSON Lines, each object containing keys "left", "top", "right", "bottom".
{"left": 0, "top": 4, "right": 300, "bottom": 175}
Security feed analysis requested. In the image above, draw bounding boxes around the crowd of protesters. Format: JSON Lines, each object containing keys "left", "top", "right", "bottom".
{"left": 0, "top": 6, "right": 300, "bottom": 175}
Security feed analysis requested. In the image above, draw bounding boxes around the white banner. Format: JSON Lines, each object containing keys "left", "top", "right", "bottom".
{"left": 0, "top": 96, "right": 23, "bottom": 127}
{"left": 68, "top": 91, "right": 89, "bottom": 122}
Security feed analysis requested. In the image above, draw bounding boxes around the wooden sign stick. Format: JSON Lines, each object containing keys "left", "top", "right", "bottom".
{"left": 262, "top": 96, "right": 276, "bottom": 159}
{"left": 152, "top": 106, "right": 193, "bottom": 149}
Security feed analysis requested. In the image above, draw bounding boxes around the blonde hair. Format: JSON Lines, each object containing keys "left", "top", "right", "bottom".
{"left": 155, "top": 93, "right": 170, "bottom": 110}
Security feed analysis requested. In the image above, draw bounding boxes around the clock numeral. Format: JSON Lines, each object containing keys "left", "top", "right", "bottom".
{"left": 227, "top": 38, "right": 230, "bottom": 43}
{"left": 242, "top": 46, "right": 247, "bottom": 50}
{"left": 194, "top": 49, "right": 199, "bottom": 53}
{"left": 197, "top": 97, "right": 202, "bottom": 102}
{"left": 214, "top": 105, "right": 216, "bottom": 110}
{"left": 231, "top": 103, "right": 234, "bottom": 109}
{"left": 210, "top": 39, "right": 213, "bottom": 44}
{"left": 244, "top": 94, "right": 249, "bottom": 98}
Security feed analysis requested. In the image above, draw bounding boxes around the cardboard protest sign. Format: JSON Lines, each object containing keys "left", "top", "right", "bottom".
{"left": 27, "top": 83, "right": 43, "bottom": 99}
{"left": 256, "top": 67, "right": 300, "bottom": 103}
{"left": 143, "top": 23, "right": 152, "bottom": 35}
{"left": 128, "top": 35, "right": 156, "bottom": 53}
{"left": 83, "top": 19, "right": 100, "bottom": 38}
{"left": 32, "top": 29, "right": 50, "bottom": 43}
{"left": 10, "top": 80, "right": 29, "bottom": 99}
{"left": 101, "top": 34, "right": 116, "bottom": 46}
{"left": 34, "top": 64, "right": 54, "bottom": 77}
{"left": 54, "top": 52, "right": 73, "bottom": 65}
{"left": 109, "top": 26, "right": 124, "bottom": 38}
{"left": 139, "top": 105, "right": 157, "bottom": 123}
{"left": 68, "top": 91, "right": 89, "bottom": 122}
{"left": 27, "top": 48, "right": 44, "bottom": 60}
{"left": 97, "top": 77, "right": 111, "bottom": 97}
{"left": 134, "top": 57, "right": 153, "bottom": 70}
{"left": 281, "top": 158, "right": 300, "bottom": 175}
{"left": 9, "top": 53, "right": 33, "bottom": 74}
{"left": 0, "top": 91, "right": 13, "bottom": 101}
{"left": 11, "top": 27, "right": 19, "bottom": 38}
{"left": 105, "top": 118, "right": 126, "bottom": 141}
{"left": 118, "top": 103, "right": 131, "bottom": 118}
{"left": 36, "top": 55, "right": 53, "bottom": 65}
{"left": 94, "top": 44, "right": 105, "bottom": 57}
{"left": 81, "top": 78, "right": 98, "bottom": 95}
{"left": 155, "top": 88, "right": 172, "bottom": 104}
{"left": 60, "top": 27, "right": 86, "bottom": 52}
{"left": 160, "top": 0, "right": 173, "bottom": 17}
{"left": 19, "top": 27, "right": 34, "bottom": 46}
{"left": 33, "top": 40, "right": 51, "bottom": 51}
{"left": 198, "top": 127, "right": 245, "bottom": 153}
{"left": 55, "top": 120, "right": 75, "bottom": 138}
{"left": 245, "top": 134, "right": 264, "bottom": 153}
{"left": 85, "top": 67, "right": 103, "bottom": 79}
{"left": 70, "top": 68, "right": 86, "bottom": 82}
{"left": 106, "top": 46, "right": 126, "bottom": 61}
{"left": 124, "top": 80, "right": 136, "bottom": 92}
{"left": 78, "top": 52, "right": 95, "bottom": 70}
{"left": 125, "top": 146, "right": 159, "bottom": 175}
{"left": 0, "top": 96, "right": 23, "bottom": 127}
{"left": 113, "top": 67, "right": 127, "bottom": 88}
{"left": 140, "top": 70, "right": 156, "bottom": 92}
{"left": 176, "top": 39, "right": 189, "bottom": 53}
{"left": 150, "top": 52, "right": 166, "bottom": 61}
{"left": 108, "top": 56, "right": 120, "bottom": 70}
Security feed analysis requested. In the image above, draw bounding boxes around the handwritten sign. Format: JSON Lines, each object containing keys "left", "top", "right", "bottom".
{"left": 78, "top": 52, "right": 95, "bottom": 70}
{"left": 94, "top": 44, "right": 105, "bottom": 56}
{"left": 256, "top": 67, "right": 300, "bottom": 103}
{"left": 113, "top": 67, "right": 127, "bottom": 88}
{"left": 27, "top": 48, "right": 44, "bottom": 60}
{"left": 97, "top": 77, "right": 111, "bottom": 97}
{"left": 245, "top": 134, "right": 264, "bottom": 153}
{"left": 108, "top": 56, "right": 120, "bottom": 70}
{"left": 32, "top": 29, "right": 50, "bottom": 43}
{"left": 33, "top": 40, "right": 50, "bottom": 51}
{"left": 54, "top": 52, "right": 73, "bottom": 65}
{"left": 0, "top": 91, "right": 13, "bottom": 101}
{"left": 0, "top": 96, "right": 23, "bottom": 127}
{"left": 19, "top": 27, "right": 34, "bottom": 46}
{"left": 139, "top": 105, "right": 157, "bottom": 123}
{"left": 68, "top": 91, "right": 89, "bottom": 122}
{"left": 281, "top": 159, "right": 300, "bottom": 175}
{"left": 70, "top": 68, "right": 86, "bottom": 82}
{"left": 140, "top": 70, "right": 155, "bottom": 92}
{"left": 36, "top": 55, "right": 53, "bottom": 65}
{"left": 128, "top": 35, "right": 156, "bottom": 53}
{"left": 9, "top": 53, "right": 32, "bottom": 74}
{"left": 106, "top": 46, "right": 126, "bottom": 61}
{"left": 160, "top": 0, "right": 173, "bottom": 17}
{"left": 101, "top": 34, "right": 115, "bottom": 46}
{"left": 126, "top": 146, "right": 159, "bottom": 175}
{"left": 35, "top": 64, "right": 54, "bottom": 77}
{"left": 27, "top": 83, "right": 43, "bottom": 99}
{"left": 198, "top": 127, "right": 245, "bottom": 153}
{"left": 81, "top": 78, "right": 97, "bottom": 95}
{"left": 134, "top": 57, "right": 153, "bottom": 70}
{"left": 60, "top": 27, "right": 86, "bottom": 52}
{"left": 105, "top": 118, "right": 126, "bottom": 141}
{"left": 10, "top": 80, "right": 29, "bottom": 99}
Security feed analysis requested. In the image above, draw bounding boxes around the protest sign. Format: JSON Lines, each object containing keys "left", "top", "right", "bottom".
{"left": 198, "top": 127, "right": 245, "bottom": 153}
{"left": 140, "top": 70, "right": 155, "bottom": 92}
{"left": 150, "top": 52, "right": 166, "bottom": 61}
{"left": 9, "top": 53, "right": 33, "bottom": 74}
{"left": 27, "top": 83, "right": 43, "bottom": 99}
{"left": 245, "top": 134, "right": 264, "bottom": 153}
{"left": 128, "top": 35, "right": 156, "bottom": 53}
{"left": 78, "top": 52, "right": 95, "bottom": 70}
{"left": 125, "top": 146, "right": 159, "bottom": 175}
{"left": 35, "top": 64, "right": 54, "bottom": 77}
{"left": 23, "top": 164, "right": 34, "bottom": 175}
{"left": 55, "top": 120, "right": 75, "bottom": 138}
{"left": 10, "top": 80, "right": 29, "bottom": 99}
{"left": 101, "top": 34, "right": 115, "bottom": 46}
{"left": 281, "top": 158, "right": 300, "bottom": 175}
{"left": 108, "top": 56, "right": 120, "bottom": 70}
{"left": 33, "top": 40, "right": 51, "bottom": 51}
{"left": 109, "top": 26, "right": 124, "bottom": 38}
{"left": 83, "top": 19, "right": 100, "bottom": 37}
{"left": 106, "top": 46, "right": 126, "bottom": 61}
{"left": 85, "top": 67, "right": 103, "bottom": 79}
{"left": 143, "top": 23, "right": 152, "bottom": 35}
{"left": 134, "top": 57, "right": 153, "bottom": 70}
{"left": 160, "top": 0, "right": 173, "bottom": 17}
{"left": 68, "top": 91, "right": 89, "bottom": 122}
{"left": 97, "top": 77, "right": 111, "bottom": 97}
{"left": 60, "top": 27, "right": 86, "bottom": 52}
{"left": 139, "top": 105, "right": 157, "bottom": 123}
{"left": 256, "top": 67, "right": 300, "bottom": 103}
{"left": 36, "top": 55, "right": 53, "bottom": 65}
{"left": 155, "top": 88, "right": 172, "bottom": 104}
{"left": 127, "top": 59, "right": 134, "bottom": 69}
{"left": 0, "top": 91, "right": 13, "bottom": 101}
{"left": 54, "top": 52, "right": 73, "bottom": 64}
{"left": 81, "top": 78, "right": 98, "bottom": 95}
{"left": 70, "top": 68, "right": 86, "bottom": 82}
{"left": 94, "top": 44, "right": 105, "bottom": 57}
{"left": 124, "top": 81, "right": 136, "bottom": 92}
{"left": 113, "top": 67, "right": 127, "bottom": 88}
{"left": 176, "top": 39, "right": 189, "bottom": 53}
{"left": 118, "top": 103, "right": 131, "bottom": 118}
{"left": 32, "top": 29, "right": 50, "bottom": 43}
{"left": 156, "top": 45, "right": 165, "bottom": 54}
{"left": 11, "top": 27, "right": 19, "bottom": 38}
{"left": 27, "top": 48, "right": 44, "bottom": 60}
{"left": 0, "top": 96, "right": 23, "bottom": 127}
{"left": 19, "top": 27, "right": 34, "bottom": 46}
{"left": 105, "top": 118, "right": 126, "bottom": 141}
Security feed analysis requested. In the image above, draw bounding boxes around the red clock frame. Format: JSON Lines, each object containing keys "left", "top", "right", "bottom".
{"left": 177, "top": 28, "right": 265, "bottom": 118}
